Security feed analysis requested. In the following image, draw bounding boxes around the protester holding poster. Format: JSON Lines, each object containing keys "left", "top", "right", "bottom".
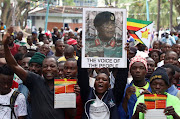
{"left": 78, "top": 53, "right": 128, "bottom": 119}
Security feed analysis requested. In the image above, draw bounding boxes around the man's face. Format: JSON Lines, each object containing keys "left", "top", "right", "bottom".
{"left": 151, "top": 79, "right": 168, "bottom": 94}
{"left": 42, "top": 58, "right": 58, "bottom": 80}
{"left": 21, "top": 57, "right": 31, "bottom": 70}
{"left": 162, "top": 44, "right": 171, "bottom": 53}
{"left": 55, "top": 42, "right": 64, "bottom": 54}
{"left": 18, "top": 47, "right": 27, "bottom": 55}
{"left": 164, "top": 68, "right": 173, "bottom": 83}
{"left": 27, "top": 37, "right": 33, "bottom": 45}
{"left": 151, "top": 52, "right": 159, "bottom": 64}
{"left": 0, "top": 74, "right": 13, "bottom": 95}
{"left": 39, "top": 44, "right": 50, "bottom": 56}
{"left": 130, "top": 62, "right": 147, "bottom": 81}
{"left": 173, "top": 44, "right": 180, "bottom": 56}
{"left": 164, "top": 52, "right": 178, "bottom": 65}
{"left": 97, "top": 21, "right": 115, "bottom": 39}
{"left": 146, "top": 59, "right": 155, "bottom": 77}
{"left": 8, "top": 36, "right": 14, "bottom": 45}
{"left": 172, "top": 72, "right": 180, "bottom": 86}
{"left": 160, "top": 53, "right": 165, "bottom": 61}
{"left": 63, "top": 61, "right": 77, "bottom": 78}
{"left": 58, "top": 63, "right": 65, "bottom": 77}
{"left": 94, "top": 73, "right": 110, "bottom": 96}
{"left": 153, "top": 41, "right": 160, "bottom": 49}
{"left": 29, "top": 62, "right": 42, "bottom": 75}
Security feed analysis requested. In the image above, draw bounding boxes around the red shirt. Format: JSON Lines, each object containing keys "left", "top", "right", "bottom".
{"left": 65, "top": 94, "right": 83, "bottom": 119}
{"left": 10, "top": 43, "right": 20, "bottom": 56}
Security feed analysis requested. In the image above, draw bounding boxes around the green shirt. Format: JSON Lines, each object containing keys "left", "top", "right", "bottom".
{"left": 133, "top": 82, "right": 149, "bottom": 98}
{"left": 133, "top": 92, "right": 180, "bottom": 119}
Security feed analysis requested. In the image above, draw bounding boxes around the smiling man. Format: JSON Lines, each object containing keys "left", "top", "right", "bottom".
{"left": 2, "top": 27, "right": 76, "bottom": 119}
{"left": 132, "top": 67, "right": 180, "bottom": 119}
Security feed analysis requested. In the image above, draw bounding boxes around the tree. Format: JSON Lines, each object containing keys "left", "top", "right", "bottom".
{"left": 122, "top": 0, "right": 179, "bottom": 29}
{"left": 0, "top": 0, "right": 39, "bottom": 29}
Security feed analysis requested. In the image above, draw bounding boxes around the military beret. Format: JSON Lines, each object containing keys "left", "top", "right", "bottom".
{"left": 94, "top": 11, "right": 115, "bottom": 27}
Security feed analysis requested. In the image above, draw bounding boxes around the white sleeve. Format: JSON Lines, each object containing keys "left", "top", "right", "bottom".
{"left": 15, "top": 93, "right": 27, "bottom": 117}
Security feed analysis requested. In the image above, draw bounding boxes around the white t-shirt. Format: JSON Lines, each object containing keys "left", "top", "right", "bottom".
{"left": 89, "top": 95, "right": 110, "bottom": 119}
{"left": 0, "top": 89, "right": 27, "bottom": 119}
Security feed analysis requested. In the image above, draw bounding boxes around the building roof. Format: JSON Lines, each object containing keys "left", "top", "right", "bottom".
{"left": 29, "top": 6, "right": 84, "bottom": 15}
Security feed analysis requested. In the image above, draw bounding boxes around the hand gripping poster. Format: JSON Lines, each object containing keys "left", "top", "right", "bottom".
{"left": 82, "top": 8, "right": 127, "bottom": 68}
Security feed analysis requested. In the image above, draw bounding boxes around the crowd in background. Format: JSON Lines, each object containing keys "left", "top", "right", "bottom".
{"left": 0, "top": 25, "right": 180, "bottom": 119}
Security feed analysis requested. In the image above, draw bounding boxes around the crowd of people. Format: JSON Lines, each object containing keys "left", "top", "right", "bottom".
{"left": 0, "top": 24, "right": 179, "bottom": 119}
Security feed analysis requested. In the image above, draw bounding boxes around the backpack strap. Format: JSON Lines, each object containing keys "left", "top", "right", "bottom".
{"left": 10, "top": 90, "right": 20, "bottom": 119}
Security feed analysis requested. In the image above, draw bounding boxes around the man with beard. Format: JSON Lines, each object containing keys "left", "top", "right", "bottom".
{"left": 85, "top": 11, "right": 122, "bottom": 57}
{"left": 3, "top": 27, "right": 76, "bottom": 119}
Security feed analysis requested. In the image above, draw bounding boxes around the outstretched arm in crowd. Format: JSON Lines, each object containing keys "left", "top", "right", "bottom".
{"left": 3, "top": 27, "right": 28, "bottom": 83}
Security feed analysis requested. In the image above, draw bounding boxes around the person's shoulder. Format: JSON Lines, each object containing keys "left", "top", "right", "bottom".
{"left": 27, "top": 71, "right": 43, "bottom": 80}
{"left": 136, "top": 94, "right": 144, "bottom": 102}
{"left": 58, "top": 56, "right": 66, "bottom": 62}
{"left": 167, "top": 92, "right": 180, "bottom": 100}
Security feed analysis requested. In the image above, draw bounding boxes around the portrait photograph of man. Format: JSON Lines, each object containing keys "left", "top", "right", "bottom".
{"left": 82, "top": 8, "right": 127, "bottom": 68}
{"left": 84, "top": 9, "right": 124, "bottom": 58}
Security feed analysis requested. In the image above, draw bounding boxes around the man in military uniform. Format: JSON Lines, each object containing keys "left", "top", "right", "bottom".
{"left": 85, "top": 11, "right": 122, "bottom": 58}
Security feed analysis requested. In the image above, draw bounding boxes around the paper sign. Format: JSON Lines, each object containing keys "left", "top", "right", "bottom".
{"left": 145, "top": 109, "right": 167, "bottom": 119}
{"left": 54, "top": 78, "right": 76, "bottom": 108}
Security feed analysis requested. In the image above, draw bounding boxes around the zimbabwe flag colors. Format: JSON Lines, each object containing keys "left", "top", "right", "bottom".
{"left": 144, "top": 94, "right": 167, "bottom": 109}
{"left": 127, "top": 18, "right": 153, "bottom": 44}
{"left": 54, "top": 78, "right": 77, "bottom": 94}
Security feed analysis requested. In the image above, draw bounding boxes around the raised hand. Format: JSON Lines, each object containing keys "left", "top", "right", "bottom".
{"left": 125, "top": 86, "right": 136, "bottom": 100}
{"left": 2, "top": 26, "right": 13, "bottom": 45}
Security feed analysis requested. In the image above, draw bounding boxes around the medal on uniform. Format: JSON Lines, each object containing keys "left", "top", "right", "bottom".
{"left": 95, "top": 38, "right": 100, "bottom": 46}
{"left": 110, "top": 39, "right": 115, "bottom": 47}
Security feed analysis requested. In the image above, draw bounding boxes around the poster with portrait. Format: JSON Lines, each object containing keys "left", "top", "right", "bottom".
{"left": 82, "top": 8, "right": 127, "bottom": 68}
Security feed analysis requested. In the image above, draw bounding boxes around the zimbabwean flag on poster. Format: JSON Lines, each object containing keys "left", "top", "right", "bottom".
{"left": 127, "top": 18, "right": 153, "bottom": 48}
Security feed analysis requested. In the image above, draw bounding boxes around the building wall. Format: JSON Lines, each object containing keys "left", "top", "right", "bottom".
{"left": 48, "top": 22, "right": 82, "bottom": 31}
{"left": 34, "top": 17, "right": 45, "bottom": 30}
{"left": 48, "top": 17, "right": 63, "bottom": 22}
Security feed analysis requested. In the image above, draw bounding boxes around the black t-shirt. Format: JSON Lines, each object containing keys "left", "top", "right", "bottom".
{"left": 26, "top": 72, "right": 65, "bottom": 119}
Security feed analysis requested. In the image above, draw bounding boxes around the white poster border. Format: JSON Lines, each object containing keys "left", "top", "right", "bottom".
{"left": 82, "top": 8, "right": 127, "bottom": 68}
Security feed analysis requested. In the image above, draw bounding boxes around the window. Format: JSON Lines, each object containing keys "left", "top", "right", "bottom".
{"left": 72, "top": 19, "right": 78, "bottom": 23}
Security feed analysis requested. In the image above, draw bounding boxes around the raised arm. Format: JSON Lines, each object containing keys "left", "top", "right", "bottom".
{"left": 3, "top": 27, "right": 28, "bottom": 83}
{"left": 113, "top": 67, "right": 128, "bottom": 106}
{"left": 77, "top": 56, "right": 90, "bottom": 104}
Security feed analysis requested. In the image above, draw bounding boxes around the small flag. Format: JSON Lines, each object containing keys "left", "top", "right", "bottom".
{"left": 127, "top": 18, "right": 153, "bottom": 48}
{"left": 144, "top": 94, "right": 167, "bottom": 109}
